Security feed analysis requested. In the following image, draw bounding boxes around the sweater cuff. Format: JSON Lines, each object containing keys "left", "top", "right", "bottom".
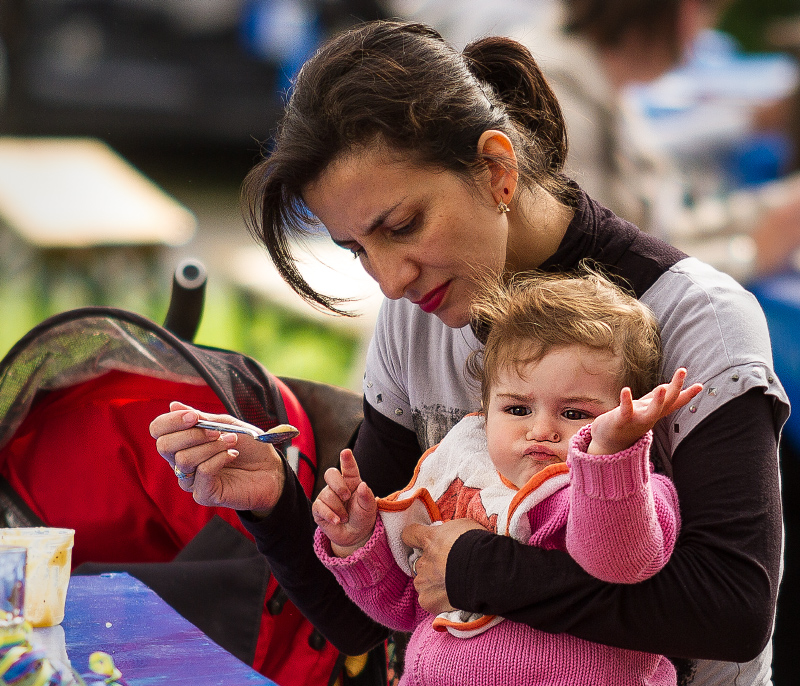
{"left": 568, "top": 425, "right": 653, "bottom": 500}
{"left": 314, "top": 518, "right": 397, "bottom": 589}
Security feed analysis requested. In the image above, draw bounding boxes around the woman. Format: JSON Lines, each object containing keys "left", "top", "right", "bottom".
{"left": 150, "top": 20, "right": 788, "bottom": 686}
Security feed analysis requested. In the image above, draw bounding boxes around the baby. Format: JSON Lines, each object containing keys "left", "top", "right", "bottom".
{"left": 313, "top": 270, "right": 703, "bottom": 686}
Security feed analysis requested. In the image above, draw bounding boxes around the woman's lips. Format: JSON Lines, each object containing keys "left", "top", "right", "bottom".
{"left": 414, "top": 282, "right": 450, "bottom": 314}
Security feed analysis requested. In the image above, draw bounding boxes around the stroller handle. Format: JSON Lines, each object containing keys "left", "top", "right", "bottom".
{"left": 163, "top": 258, "right": 207, "bottom": 342}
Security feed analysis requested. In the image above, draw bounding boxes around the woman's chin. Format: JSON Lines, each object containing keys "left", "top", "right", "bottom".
{"left": 432, "top": 305, "right": 470, "bottom": 329}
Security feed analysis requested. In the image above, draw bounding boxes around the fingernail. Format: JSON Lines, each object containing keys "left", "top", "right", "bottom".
{"left": 227, "top": 449, "right": 239, "bottom": 458}
{"left": 183, "top": 411, "right": 197, "bottom": 425}
{"left": 219, "top": 433, "right": 237, "bottom": 446}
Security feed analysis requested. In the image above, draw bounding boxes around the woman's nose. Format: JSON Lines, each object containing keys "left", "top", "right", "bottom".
{"left": 365, "top": 249, "right": 418, "bottom": 300}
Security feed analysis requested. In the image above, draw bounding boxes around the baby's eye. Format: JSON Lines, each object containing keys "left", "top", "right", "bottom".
{"left": 506, "top": 406, "right": 531, "bottom": 417}
{"left": 563, "top": 409, "right": 591, "bottom": 421}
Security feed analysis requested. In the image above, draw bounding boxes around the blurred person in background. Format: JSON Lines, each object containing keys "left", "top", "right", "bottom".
{"left": 391, "top": 0, "right": 800, "bottom": 283}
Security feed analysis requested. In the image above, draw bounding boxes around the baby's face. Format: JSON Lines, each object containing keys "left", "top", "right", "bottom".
{"left": 484, "top": 345, "right": 622, "bottom": 488}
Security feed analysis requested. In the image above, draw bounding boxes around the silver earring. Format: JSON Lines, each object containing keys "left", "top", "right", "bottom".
{"left": 497, "top": 200, "right": 510, "bottom": 214}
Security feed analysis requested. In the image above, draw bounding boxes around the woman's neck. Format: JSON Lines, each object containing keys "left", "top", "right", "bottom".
{"left": 506, "top": 188, "right": 574, "bottom": 272}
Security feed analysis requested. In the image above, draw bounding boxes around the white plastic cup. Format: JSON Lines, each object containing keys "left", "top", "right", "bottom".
{"left": 0, "top": 528, "right": 74, "bottom": 627}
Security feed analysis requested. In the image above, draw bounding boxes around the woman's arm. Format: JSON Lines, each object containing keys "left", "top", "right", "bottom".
{"left": 353, "top": 400, "right": 425, "bottom": 497}
{"left": 446, "top": 389, "right": 781, "bottom": 661}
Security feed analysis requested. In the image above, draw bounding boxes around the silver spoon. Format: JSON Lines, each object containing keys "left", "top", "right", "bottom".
{"left": 194, "top": 420, "right": 300, "bottom": 444}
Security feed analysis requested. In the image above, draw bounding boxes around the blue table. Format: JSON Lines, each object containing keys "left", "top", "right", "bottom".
{"left": 39, "top": 573, "right": 276, "bottom": 685}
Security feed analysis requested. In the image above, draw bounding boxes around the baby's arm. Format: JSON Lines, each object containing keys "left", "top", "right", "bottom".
{"left": 314, "top": 519, "right": 427, "bottom": 634}
{"left": 565, "top": 427, "right": 681, "bottom": 583}
{"left": 588, "top": 368, "right": 702, "bottom": 455}
{"left": 563, "top": 369, "right": 701, "bottom": 582}
{"left": 312, "top": 449, "right": 378, "bottom": 557}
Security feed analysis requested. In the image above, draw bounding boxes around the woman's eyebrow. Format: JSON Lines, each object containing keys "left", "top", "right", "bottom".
{"left": 330, "top": 202, "right": 404, "bottom": 246}
{"left": 362, "top": 201, "right": 404, "bottom": 233}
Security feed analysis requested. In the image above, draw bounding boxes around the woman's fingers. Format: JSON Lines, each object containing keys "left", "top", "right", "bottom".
{"left": 401, "top": 519, "right": 486, "bottom": 614}
{"left": 400, "top": 523, "right": 431, "bottom": 552}
{"left": 174, "top": 445, "right": 238, "bottom": 493}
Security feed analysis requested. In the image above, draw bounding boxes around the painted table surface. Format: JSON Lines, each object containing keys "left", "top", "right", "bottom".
{"left": 44, "top": 572, "right": 276, "bottom": 685}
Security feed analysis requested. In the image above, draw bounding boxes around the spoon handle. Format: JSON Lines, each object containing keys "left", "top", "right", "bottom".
{"left": 194, "top": 420, "right": 260, "bottom": 438}
{"left": 194, "top": 419, "right": 299, "bottom": 443}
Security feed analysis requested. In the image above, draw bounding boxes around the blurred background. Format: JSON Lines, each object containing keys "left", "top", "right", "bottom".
{"left": 0, "top": 0, "right": 799, "bottom": 387}
{"left": 0, "top": 0, "right": 393, "bottom": 390}
{"left": 1, "top": 1, "right": 800, "bottom": 682}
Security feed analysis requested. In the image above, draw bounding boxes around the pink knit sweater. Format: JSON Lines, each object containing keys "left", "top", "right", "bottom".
{"left": 314, "top": 423, "right": 680, "bottom": 685}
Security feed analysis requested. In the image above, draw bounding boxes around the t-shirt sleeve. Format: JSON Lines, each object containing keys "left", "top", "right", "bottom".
{"left": 446, "top": 389, "right": 782, "bottom": 662}
{"left": 362, "top": 300, "right": 415, "bottom": 430}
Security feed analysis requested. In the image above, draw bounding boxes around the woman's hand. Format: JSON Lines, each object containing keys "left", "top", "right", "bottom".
{"left": 589, "top": 368, "right": 703, "bottom": 455}
{"left": 312, "top": 449, "right": 377, "bottom": 557}
{"left": 149, "top": 401, "right": 286, "bottom": 514}
{"left": 401, "top": 519, "right": 487, "bottom": 614}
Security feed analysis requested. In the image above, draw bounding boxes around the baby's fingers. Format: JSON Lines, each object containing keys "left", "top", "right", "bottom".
{"left": 311, "top": 499, "right": 341, "bottom": 533}
{"left": 323, "top": 466, "right": 354, "bottom": 503}
{"left": 617, "top": 387, "right": 635, "bottom": 420}
{"left": 339, "top": 449, "right": 363, "bottom": 493}
{"left": 673, "top": 382, "right": 704, "bottom": 411}
{"left": 314, "top": 486, "right": 349, "bottom": 525}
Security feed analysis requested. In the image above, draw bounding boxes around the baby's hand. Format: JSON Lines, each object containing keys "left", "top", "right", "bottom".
{"left": 589, "top": 368, "right": 703, "bottom": 456}
{"left": 312, "top": 449, "right": 377, "bottom": 557}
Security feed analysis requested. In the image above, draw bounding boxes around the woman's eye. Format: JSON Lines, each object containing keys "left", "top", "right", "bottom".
{"left": 563, "top": 409, "right": 590, "bottom": 421}
{"left": 507, "top": 406, "right": 531, "bottom": 417}
{"left": 390, "top": 217, "right": 417, "bottom": 237}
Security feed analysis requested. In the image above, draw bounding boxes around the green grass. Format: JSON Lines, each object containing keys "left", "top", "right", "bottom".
{"left": 0, "top": 271, "right": 361, "bottom": 390}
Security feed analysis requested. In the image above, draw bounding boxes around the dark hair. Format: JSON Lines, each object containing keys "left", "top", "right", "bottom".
{"left": 466, "top": 268, "right": 662, "bottom": 408}
{"left": 563, "top": 0, "right": 729, "bottom": 51}
{"left": 243, "top": 20, "right": 574, "bottom": 314}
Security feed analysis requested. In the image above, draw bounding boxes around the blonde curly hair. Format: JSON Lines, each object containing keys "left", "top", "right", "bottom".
{"left": 467, "top": 266, "right": 662, "bottom": 409}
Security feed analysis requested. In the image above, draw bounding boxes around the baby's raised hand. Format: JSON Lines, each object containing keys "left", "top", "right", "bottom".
{"left": 589, "top": 368, "right": 703, "bottom": 456}
{"left": 312, "top": 449, "right": 377, "bottom": 557}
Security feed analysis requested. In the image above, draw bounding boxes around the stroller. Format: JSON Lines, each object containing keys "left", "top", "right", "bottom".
{"left": 0, "top": 259, "right": 382, "bottom": 686}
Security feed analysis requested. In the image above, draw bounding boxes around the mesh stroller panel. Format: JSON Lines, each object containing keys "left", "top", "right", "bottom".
{"left": 0, "top": 307, "right": 316, "bottom": 565}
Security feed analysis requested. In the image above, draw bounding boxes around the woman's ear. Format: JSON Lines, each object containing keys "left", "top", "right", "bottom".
{"left": 477, "top": 130, "right": 518, "bottom": 207}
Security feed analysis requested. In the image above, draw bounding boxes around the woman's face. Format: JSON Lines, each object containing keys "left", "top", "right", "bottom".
{"left": 302, "top": 145, "right": 510, "bottom": 328}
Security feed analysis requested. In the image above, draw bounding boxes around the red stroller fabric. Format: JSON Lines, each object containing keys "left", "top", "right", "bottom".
{"left": 0, "top": 307, "right": 341, "bottom": 686}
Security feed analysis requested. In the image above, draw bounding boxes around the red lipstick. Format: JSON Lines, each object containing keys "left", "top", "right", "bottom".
{"left": 414, "top": 282, "right": 450, "bottom": 314}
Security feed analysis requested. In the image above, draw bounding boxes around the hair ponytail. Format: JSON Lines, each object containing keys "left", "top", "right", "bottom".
{"left": 462, "top": 36, "right": 568, "bottom": 175}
